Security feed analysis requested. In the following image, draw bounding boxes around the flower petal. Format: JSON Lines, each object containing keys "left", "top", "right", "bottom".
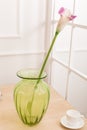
{"left": 56, "top": 7, "right": 76, "bottom": 32}
{"left": 69, "top": 15, "right": 77, "bottom": 20}
{"left": 58, "top": 7, "right": 65, "bottom": 15}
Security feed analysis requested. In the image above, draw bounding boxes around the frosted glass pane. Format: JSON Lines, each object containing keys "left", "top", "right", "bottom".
{"left": 51, "top": 61, "right": 68, "bottom": 98}
{"left": 53, "top": 25, "right": 72, "bottom": 51}
{"left": 67, "top": 72, "right": 87, "bottom": 117}
{"left": 52, "top": 0, "right": 74, "bottom": 20}
{"left": 71, "top": 51, "right": 87, "bottom": 76}
{"left": 52, "top": 24, "right": 72, "bottom": 65}
{"left": 71, "top": 27, "right": 87, "bottom": 76}
{"left": 72, "top": 28, "right": 87, "bottom": 50}
{"left": 74, "top": 0, "right": 87, "bottom": 26}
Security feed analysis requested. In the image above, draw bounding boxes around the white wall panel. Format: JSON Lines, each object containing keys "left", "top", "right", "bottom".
{"left": 0, "top": 0, "right": 19, "bottom": 37}
{"left": 0, "top": 0, "right": 47, "bottom": 85}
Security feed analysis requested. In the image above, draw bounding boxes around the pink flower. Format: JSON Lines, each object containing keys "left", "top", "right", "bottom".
{"left": 56, "top": 7, "right": 76, "bottom": 32}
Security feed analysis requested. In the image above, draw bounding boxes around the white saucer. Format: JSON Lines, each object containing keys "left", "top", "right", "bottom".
{"left": 60, "top": 116, "right": 85, "bottom": 129}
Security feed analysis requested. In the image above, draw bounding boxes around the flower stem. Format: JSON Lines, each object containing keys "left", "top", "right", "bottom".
{"left": 36, "top": 31, "right": 59, "bottom": 86}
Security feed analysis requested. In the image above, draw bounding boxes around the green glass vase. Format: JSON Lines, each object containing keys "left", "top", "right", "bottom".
{"left": 14, "top": 69, "right": 50, "bottom": 126}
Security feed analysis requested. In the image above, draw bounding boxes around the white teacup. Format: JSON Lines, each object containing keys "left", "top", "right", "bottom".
{"left": 66, "top": 109, "right": 84, "bottom": 126}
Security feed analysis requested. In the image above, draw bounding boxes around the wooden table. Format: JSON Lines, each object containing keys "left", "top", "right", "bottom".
{"left": 0, "top": 85, "right": 87, "bottom": 130}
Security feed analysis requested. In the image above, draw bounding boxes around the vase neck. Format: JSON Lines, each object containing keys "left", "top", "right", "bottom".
{"left": 17, "top": 68, "right": 47, "bottom": 80}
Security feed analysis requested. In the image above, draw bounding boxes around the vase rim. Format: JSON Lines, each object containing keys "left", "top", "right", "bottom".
{"left": 17, "top": 68, "right": 47, "bottom": 80}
